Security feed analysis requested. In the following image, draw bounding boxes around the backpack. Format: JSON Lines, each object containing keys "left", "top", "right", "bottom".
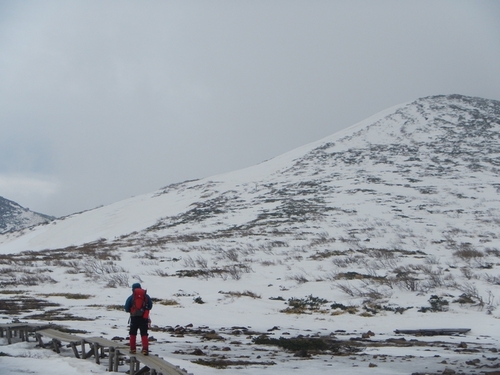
{"left": 130, "top": 288, "right": 148, "bottom": 317}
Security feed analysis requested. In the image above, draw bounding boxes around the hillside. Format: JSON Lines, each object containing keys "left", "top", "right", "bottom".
{"left": 1, "top": 94, "right": 499, "bottom": 253}
{"left": 0, "top": 196, "right": 53, "bottom": 235}
{"left": 1, "top": 94, "right": 500, "bottom": 374}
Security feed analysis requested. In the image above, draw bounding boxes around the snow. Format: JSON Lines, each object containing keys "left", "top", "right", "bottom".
{"left": 1, "top": 95, "right": 500, "bottom": 374}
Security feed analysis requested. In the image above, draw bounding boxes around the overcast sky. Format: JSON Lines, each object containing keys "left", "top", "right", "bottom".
{"left": 1, "top": 0, "right": 499, "bottom": 217}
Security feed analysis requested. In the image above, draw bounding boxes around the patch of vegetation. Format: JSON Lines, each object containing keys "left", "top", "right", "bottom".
{"left": 361, "top": 303, "right": 412, "bottom": 316}
{"left": 335, "top": 271, "right": 385, "bottom": 281}
{"left": 43, "top": 325, "right": 88, "bottom": 334}
{"left": 252, "top": 334, "right": 363, "bottom": 355}
{"left": 0, "top": 297, "right": 60, "bottom": 314}
{"left": 0, "top": 290, "right": 28, "bottom": 295}
{"left": 192, "top": 358, "right": 276, "bottom": 369}
{"left": 156, "top": 299, "right": 180, "bottom": 306}
{"left": 380, "top": 305, "right": 413, "bottom": 314}
{"left": 280, "top": 295, "right": 329, "bottom": 314}
{"left": 24, "top": 308, "right": 94, "bottom": 321}
{"left": 453, "top": 246, "right": 484, "bottom": 260}
{"left": 0, "top": 271, "right": 58, "bottom": 287}
{"left": 418, "top": 295, "right": 449, "bottom": 313}
{"left": 330, "top": 302, "right": 359, "bottom": 314}
{"left": 269, "top": 296, "right": 285, "bottom": 301}
{"left": 309, "top": 250, "right": 345, "bottom": 260}
{"left": 105, "top": 304, "right": 124, "bottom": 311}
{"left": 485, "top": 248, "right": 500, "bottom": 257}
{"left": 253, "top": 335, "right": 329, "bottom": 351}
{"left": 176, "top": 264, "right": 252, "bottom": 281}
{"left": 391, "top": 266, "right": 420, "bottom": 291}
{"left": 219, "top": 290, "right": 261, "bottom": 299}
{"left": 81, "top": 259, "right": 129, "bottom": 287}
{"left": 453, "top": 293, "right": 476, "bottom": 304}
{"left": 38, "top": 293, "right": 93, "bottom": 300}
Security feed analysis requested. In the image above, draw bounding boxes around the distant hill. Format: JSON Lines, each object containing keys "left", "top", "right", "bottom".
{"left": 0, "top": 196, "right": 54, "bottom": 234}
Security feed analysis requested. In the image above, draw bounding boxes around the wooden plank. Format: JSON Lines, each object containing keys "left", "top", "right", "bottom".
{"left": 130, "top": 353, "right": 190, "bottom": 375}
{"left": 394, "top": 328, "right": 471, "bottom": 336}
{"left": 85, "top": 336, "right": 127, "bottom": 349}
{"left": 35, "top": 328, "right": 85, "bottom": 358}
{"left": 36, "top": 328, "right": 85, "bottom": 343}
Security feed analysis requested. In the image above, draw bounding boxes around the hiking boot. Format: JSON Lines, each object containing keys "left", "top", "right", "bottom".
{"left": 129, "top": 349, "right": 136, "bottom": 354}
{"left": 141, "top": 349, "right": 149, "bottom": 356}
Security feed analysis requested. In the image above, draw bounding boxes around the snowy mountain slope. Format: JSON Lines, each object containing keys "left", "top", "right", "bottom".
{"left": 2, "top": 94, "right": 500, "bottom": 375}
{"left": 0, "top": 196, "right": 53, "bottom": 235}
{"left": 1, "top": 94, "right": 499, "bottom": 256}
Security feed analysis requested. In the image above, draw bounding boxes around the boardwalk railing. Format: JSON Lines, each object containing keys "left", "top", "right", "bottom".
{"left": 0, "top": 323, "right": 46, "bottom": 344}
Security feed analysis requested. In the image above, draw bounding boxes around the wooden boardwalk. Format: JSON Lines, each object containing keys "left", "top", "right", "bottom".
{"left": 1, "top": 323, "right": 191, "bottom": 374}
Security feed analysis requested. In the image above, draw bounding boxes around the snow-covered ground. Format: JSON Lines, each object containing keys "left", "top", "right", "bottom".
{"left": 2, "top": 229, "right": 499, "bottom": 374}
{"left": 1, "top": 273, "right": 499, "bottom": 375}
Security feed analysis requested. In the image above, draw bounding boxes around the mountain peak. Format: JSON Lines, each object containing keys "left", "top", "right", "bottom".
{"left": 0, "top": 196, "right": 54, "bottom": 234}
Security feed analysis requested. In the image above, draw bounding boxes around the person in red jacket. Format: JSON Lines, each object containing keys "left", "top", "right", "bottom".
{"left": 124, "top": 283, "right": 153, "bottom": 355}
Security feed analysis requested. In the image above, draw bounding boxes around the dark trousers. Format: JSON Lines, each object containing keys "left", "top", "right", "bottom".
{"left": 129, "top": 316, "right": 148, "bottom": 337}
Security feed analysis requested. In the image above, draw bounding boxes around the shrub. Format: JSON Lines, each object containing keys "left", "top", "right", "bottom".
{"left": 330, "top": 302, "right": 358, "bottom": 314}
{"left": 287, "top": 273, "right": 309, "bottom": 284}
{"left": 381, "top": 305, "right": 412, "bottom": 314}
{"left": 105, "top": 273, "right": 129, "bottom": 288}
{"left": 269, "top": 296, "right": 285, "bottom": 301}
{"left": 485, "top": 274, "right": 500, "bottom": 285}
{"left": 219, "top": 290, "right": 261, "bottom": 299}
{"left": 281, "top": 295, "right": 328, "bottom": 314}
{"left": 150, "top": 268, "right": 169, "bottom": 277}
{"left": 335, "top": 282, "right": 390, "bottom": 301}
{"left": 18, "top": 274, "right": 57, "bottom": 286}
{"left": 453, "top": 293, "right": 475, "bottom": 305}
{"left": 453, "top": 246, "right": 484, "bottom": 261}
{"left": 418, "top": 295, "right": 449, "bottom": 312}
{"left": 82, "top": 260, "right": 126, "bottom": 277}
